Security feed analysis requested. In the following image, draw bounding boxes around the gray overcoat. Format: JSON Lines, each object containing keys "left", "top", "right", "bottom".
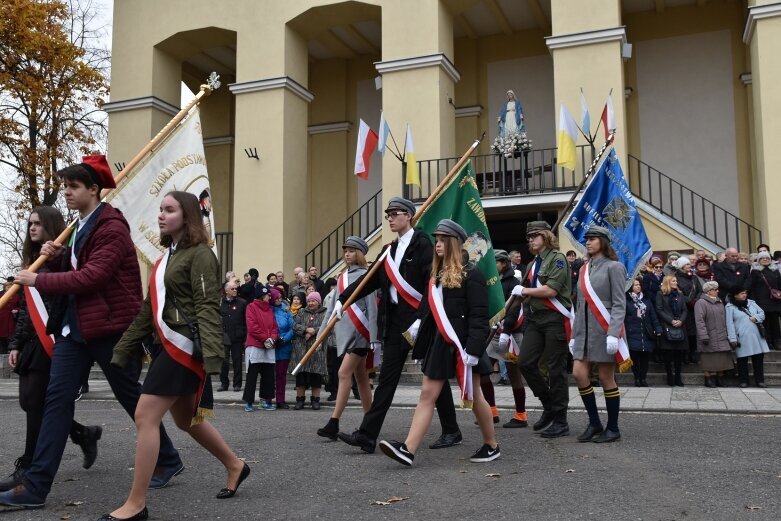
{"left": 693, "top": 295, "right": 731, "bottom": 353}
{"left": 325, "top": 266, "right": 378, "bottom": 357}
{"left": 571, "top": 256, "right": 627, "bottom": 363}
{"left": 726, "top": 300, "right": 770, "bottom": 358}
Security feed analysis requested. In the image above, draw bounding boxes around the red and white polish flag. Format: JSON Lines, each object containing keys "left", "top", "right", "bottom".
{"left": 354, "top": 119, "right": 379, "bottom": 180}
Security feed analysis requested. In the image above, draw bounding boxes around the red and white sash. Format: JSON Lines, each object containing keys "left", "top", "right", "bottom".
{"left": 338, "top": 271, "right": 371, "bottom": 342}
{"left": 23, "top": 286, "right": 55, "bottom": 358}
{"left": 530, "top": 257, "right": 574, "bottom": 341}
{"left": 150, "top": 251, "right": 206, "bottom": 411}
{"left": 579, "top": 261, "right": 632, "bottom": 370}
{"left": 427, "top": 278, "right": 473, "bottom": 406}
{"left": 379, "top": 247, "right": 422, "bottom": 309}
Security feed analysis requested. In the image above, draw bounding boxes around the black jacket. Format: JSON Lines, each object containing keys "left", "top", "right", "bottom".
{"left": 221, "top": 296, "right": 248, "bottom": 344}
{"left": 239, "top": 279, "right": 259, "bottom": 302}
{"left": 340, "top": 229, "right": 432, "bottom": 338}
{"left": 497, "top": 266, "right": 523, "bottom": 332}
{"left": 10, "top": 267, "right": 56, "bottom": 375}
{"left": 750, "top": 267, "right": 781, "bottom": 313}
{"left": 712, "top": 261, "right": 750, "bottom": 301}
{"left": 412, "top": 265, "right": 489, "bottom": 360}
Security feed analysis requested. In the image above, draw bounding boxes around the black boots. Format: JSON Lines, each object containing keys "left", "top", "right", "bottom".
{"left": 294, "top": 396, "right": 306, "bottom": 410}
{"left": 0, "top": 458, "right": 28, "bottom": 492}
{"left": 705, "top": 375, "right": 717, "bottom": 388}
{"left": 317, "top": 418, "right": 339, "bottom": 440}
{"left": 311, "top": 397, "right": 321, "bottom": 410}
{"left": 70, "top": 425, "right": 102, "bottom": 469}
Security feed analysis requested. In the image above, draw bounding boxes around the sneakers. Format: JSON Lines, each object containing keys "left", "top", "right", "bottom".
{"left": 379, "top": 440, "right": 414, "bottom": 466}
{"left": 148, "top": 462, "right": 185, "bottom": 490}
{"left": 244, "top": 403, "right": 255, "bottom": 412}
{"left": 469, "top": 444, "right": 501, "bottom": 463}
{"left": 259, "top": 400, "right": 276, "bottom": 411}
{"left": 0, "top": 458, "right": 28, "bottom": 492}
{"left": 0, "top": 484, "right": 46, "bottom": 509}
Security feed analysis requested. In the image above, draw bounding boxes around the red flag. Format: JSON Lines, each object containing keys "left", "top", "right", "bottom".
{"left": 600, "top": 95, "right": 615, "bottom": 141}
{"left": 354, "top": 119, "right": 378, "bottom": 180}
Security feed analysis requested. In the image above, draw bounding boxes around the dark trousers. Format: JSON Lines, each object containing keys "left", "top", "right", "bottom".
{"left": 220, "top": 342, "right": 244, "bottom": 389}
{"left": 275, "top": 359, "right": 290, "bottom": 404}
{"left": 737, "top": 354, "right": 765, "bottom": 384}
{"left": 359, "top": 318, "right": 458, "bottom": 441}
{"left": 518, "top": 310, "right": 569, "bottom": 420}
{"left": 326, "top": 346, "right": 341, "bottom": 394}
{"left": 630, "top": 351, "right": 650, "bottom": 381}
{"left": 18, "top": 370, "right": 83, "bottom": 467}
{"left": 24, "top": 334, "right": 181, "bottom": 498}
{"left": 243, "top": 362, "right": 275, "bottom": 403}
{"left": 662, "top": 350, "right": 684, "bottom": 377}
{"left": 765, "top": 312, "right": 781, "bottom": 348}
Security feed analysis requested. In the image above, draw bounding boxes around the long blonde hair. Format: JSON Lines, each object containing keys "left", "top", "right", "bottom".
{"left": 660, "top": 275, "right": 677, "bottom": 295}
{"left": 432, "top": 236, "right": 465, "bottom": 288}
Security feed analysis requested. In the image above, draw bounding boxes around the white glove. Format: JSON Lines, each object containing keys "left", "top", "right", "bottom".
{"left": 568, "top": 338, "right": 575, "bottom": 350}
{"left": 498, "top": 333, "right": 511, "bottom": 351}
{"left": 406, "top": 319, "right": 421, "bottom": 341}
{"left": 511, "top": 285, "right": 525, "bottom": 298}
{"left": 330, "top": 301, "right": 343, "bottom": 321}
{"left": 464, "top": 354, "right": 480, "bottom": 367}
{"left": 606, "top": 335, "right": 619, "bottom": 355}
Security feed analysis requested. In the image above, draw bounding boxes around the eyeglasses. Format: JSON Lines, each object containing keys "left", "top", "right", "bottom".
{"left": 526, "top": 233, "right": 541, "bottom": 241}
{"left": 384, "top": 211, "right": 408, "bottom": 220}
{"left": 653, "top": 265, "right": 663, "bottom": 269}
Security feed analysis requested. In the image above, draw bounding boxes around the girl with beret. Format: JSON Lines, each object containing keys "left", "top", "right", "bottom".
{"left": 379, "top": 219, "right": 498, "bottom": 466}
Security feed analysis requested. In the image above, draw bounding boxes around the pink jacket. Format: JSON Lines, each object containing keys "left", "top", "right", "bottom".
{"left": 245, "top": 299, "right": 278, "bottom": 347}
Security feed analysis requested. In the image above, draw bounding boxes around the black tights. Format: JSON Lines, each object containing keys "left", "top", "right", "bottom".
{"left": 18, "top": 370, "right": 82, "bottom": 466}
{"left": 630, "top": 351, "right": 650, "bottom": 381}
{"left": 661, "top": 350, "right": 684, "bottom": 377}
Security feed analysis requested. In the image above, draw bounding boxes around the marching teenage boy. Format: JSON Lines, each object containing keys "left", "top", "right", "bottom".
{"left": 0, "top": 155, "right": 182, "bottom": 509}
{"left": 335, "top": 197, "right": 461, "bottom": 454}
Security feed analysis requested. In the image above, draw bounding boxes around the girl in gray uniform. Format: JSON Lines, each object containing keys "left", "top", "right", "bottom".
{"left": 570, "top": 225, "right": 627, "bottom": 443}
{"left": 317, "top": 236, "right": 378, "bottom": 439}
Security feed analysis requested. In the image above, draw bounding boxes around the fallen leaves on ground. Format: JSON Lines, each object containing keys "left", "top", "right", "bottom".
{"left": 64, "top": 500, "right": 84, "bottom": 506}
{"left": 371, "top": 496, "right": 410, "bottom": 506}
{"left": 746, "top": 505, "right": 762, "bottom": 511}
{"left": 565, "top": 469, "right": 576, "bottom": 473}
{"left": 485, "top": 473, "right": 501, "bottom": 478}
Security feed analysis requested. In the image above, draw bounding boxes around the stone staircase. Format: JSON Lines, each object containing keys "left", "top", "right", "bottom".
{"left": 398, "top": 351, "right": 781, "bottom": 387}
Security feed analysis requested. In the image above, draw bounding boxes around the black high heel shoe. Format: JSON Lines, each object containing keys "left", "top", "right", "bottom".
{"left": 216, "top": 463, "right": 250, "bottom": 499}
{"left": 98, "top": 506, "right": 149, "bottom": 520}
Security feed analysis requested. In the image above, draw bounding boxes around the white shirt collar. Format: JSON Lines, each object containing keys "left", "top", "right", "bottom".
{"left": 78, "top": 203, "right": 101, "bottom": 229}
{"left": 397, "top": 227, "right": 414, "bottom": 246}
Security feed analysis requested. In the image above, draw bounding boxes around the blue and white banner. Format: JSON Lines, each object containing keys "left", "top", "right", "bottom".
{"left": 563, "top": 149, "right": 652, "bottom": 289}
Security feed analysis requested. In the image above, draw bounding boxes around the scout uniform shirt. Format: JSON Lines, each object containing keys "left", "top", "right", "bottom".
{"left": 527, "top": 248, "right": 572, "bottom": 313}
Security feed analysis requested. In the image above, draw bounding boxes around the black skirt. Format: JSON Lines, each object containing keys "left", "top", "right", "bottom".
{"left": 421, "top": 336, "right": 492, "bottom": 380}
{"left": 142, "top": 347, "right": 201, "bottom": 396}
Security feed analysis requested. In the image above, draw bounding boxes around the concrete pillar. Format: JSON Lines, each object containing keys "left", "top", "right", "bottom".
{"left": 377, "top": 0, "right": 458, "bottom": 240}
{"left": 745, "top": 1, "right": 781, "bottom": 247}
{"left": 547, "top": 0, "right": 627, "bottom": 191}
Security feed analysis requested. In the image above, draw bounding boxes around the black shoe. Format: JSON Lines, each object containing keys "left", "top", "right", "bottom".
{"left": 705, "top": 376, "right": 716, "bottom": 388}
{"left": 429, "top": 431, "right": 463, "bottom": 449}
{"left": 539, "top": 422, "right": 569, "bottom": 439}
{"left": 294, "top": 397, "right": 306, "bottom": 410}
{"left": 757, "top": 382, "right": 768, "bottom": 388}
{"left": 640, "top": 379, "right": 649, "bottom": 387}
{"left": 379, "top": 440, "right": 413, "bottom": 466}
{"left": 337, "top": 430, "right": 376, "bottom": 453}
{"left": 233, "top": 386, "right": 242, "bottom": 392}
{"left": 77, "top": 425, "right": 102, "bottom": 469}
{"left": 675, "top": 376, "right": 685, "bottom": 387}
{"left": 317, "top": 418, "right": 339, "bottom": 440}
{"left": 577, "top": 424, "right": 604, "bottom": 442}
{"left": 532, "top": 410, "right": 555, "bottom": 431}
{"left": 497, "top": 377, "right": 510, "bottom": 386}
{"left": 276, "top": 402, "right": 290, "bottom": 410}
{"left": 0, "top": 458, "right": 28, "bottom": 492}
{"left": 739, "top": 382, "right": 749, "bottom": 388}
{"left": 503, "top": 418, "right": 528, "bottom": 429}
{"left": 311, "top": 397, "right": 321, "bottom": 411}
{"left": 469, "top": 444, "right": 501, "bottom": 463}
{"left": 325, "top": 394, "right": 337, "bottom": 402}
{"left": 98, "top": 507, "right": 149, "bottom": 520}
{"left": 217, "top": 386, "right": 228, "bottom": 392}
{"left": 216, "top": 463, "right": 250, "bottom": 499}
{"left": 715, "top": 376, "right": 725, "bottom": 388}
{"left": 666, "top": 374, "right": 674, "bottom": 387}
{"left": 592, "top": 429, "right": 621, "bottom": 443}
{"left": 634, "top": 379, "right": 641, "bottom": 387}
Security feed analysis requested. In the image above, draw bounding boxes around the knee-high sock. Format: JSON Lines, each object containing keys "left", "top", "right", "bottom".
{"left": 603, "top": 387, "right": 620, "bottom": 432}
{"left": 480, "top": 377, "right": 496, "bottom": 408}
{"left": 511, "top": 385, "right": 526, "bottom": 420}
{"left": 578, "top": 386, "right": 601, "bottom": 427}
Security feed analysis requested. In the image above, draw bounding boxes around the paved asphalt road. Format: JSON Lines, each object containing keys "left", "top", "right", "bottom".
{"left": 0, "top": 398, "right": 779, "bottom": 521}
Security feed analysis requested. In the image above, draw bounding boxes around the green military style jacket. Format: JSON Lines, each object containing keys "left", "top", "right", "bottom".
{"left": 112, "top": 243, "right": 224, "bottom": 374}
{"left": 527, "top": 247, "right": 573, "bottom": 313}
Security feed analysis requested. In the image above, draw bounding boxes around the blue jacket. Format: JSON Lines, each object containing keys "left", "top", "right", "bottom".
{"left": 273, "top": 304, "right": 295, "bottom": 361}
{"left": 624, "top": 293, "right": 662, "bottom": 352}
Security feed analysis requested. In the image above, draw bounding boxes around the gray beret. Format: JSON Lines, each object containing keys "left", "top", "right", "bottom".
{"left": 343, "top": 235, "right": 369, "bottom": 255}
{"left": 385, "top": 196, "right": 416, "bottom": 216}
{"left": 702, "top": 281, "right": 719, "bottom": 293}
{"left": 494, "top": 249, "right": 510, "bottom": 262}
{"left": 433, "top": 219, "right": 467, "bottom": 242}
{"left": 584, "top": 224, "right": 611, "bottom": 241}
{"left": 526, "top": 221, "right": 551, "bottom": 235}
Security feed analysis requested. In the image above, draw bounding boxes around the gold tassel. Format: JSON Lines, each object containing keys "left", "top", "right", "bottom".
{"left": 401, "top": 331, "right": 415, "bottom": 346}
{"left": 190, "top": 407, "right": 215, "bottom": 427}
{"left": 460, "top": 399, "right": 474, "bottom": 410}
{"left": 618, "top": 358, "right": 633, "bottom": 373}
{"left": 142, "top": 353, "right": 151, "bottom": 365}
{"left": 504, "top": 352, "right": 518, "bottom": 363}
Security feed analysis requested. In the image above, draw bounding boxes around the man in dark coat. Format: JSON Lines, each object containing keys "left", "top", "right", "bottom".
{"left": 712, "top": 247, "right": 750, "bottom": 301}
{"left": 335, "top": 197, "right": 460, "bottom": 454}
{"left": 219, "top": 280, "right": 248, "bottom": 392}
{"left": 239, "top": 268, "right": 260, "bottom": 302}
{"left": 1, "top": 156, "right": 183, "bottom": 509}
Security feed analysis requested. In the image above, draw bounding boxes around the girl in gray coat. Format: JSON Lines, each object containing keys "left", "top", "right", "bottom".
{"left": 726, "top": 288, "right": 770, "bottom": 387}
{"left": 570, "top": 226, "right": 627, "bottom": 444}
{"left": 317, "top": 237, "right": 378, "bottom": 440}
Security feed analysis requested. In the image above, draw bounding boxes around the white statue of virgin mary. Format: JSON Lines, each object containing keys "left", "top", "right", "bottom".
{"left": 498, "top": 89, "right": 524, "bottom": 137}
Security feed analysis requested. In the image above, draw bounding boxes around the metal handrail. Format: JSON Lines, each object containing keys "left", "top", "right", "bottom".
{"left": 404, "top": 145, "right": 594, "bottom": 201}
{"left": 305, "top": 189, "right": 383, "bottom": 274}
{"left": 628, "top": 155, "right": 761, "bottom": 251}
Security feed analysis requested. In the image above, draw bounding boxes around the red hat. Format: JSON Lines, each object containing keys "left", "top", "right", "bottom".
{"left": 80, "top": 154, "right": 116, "bottom": 189}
